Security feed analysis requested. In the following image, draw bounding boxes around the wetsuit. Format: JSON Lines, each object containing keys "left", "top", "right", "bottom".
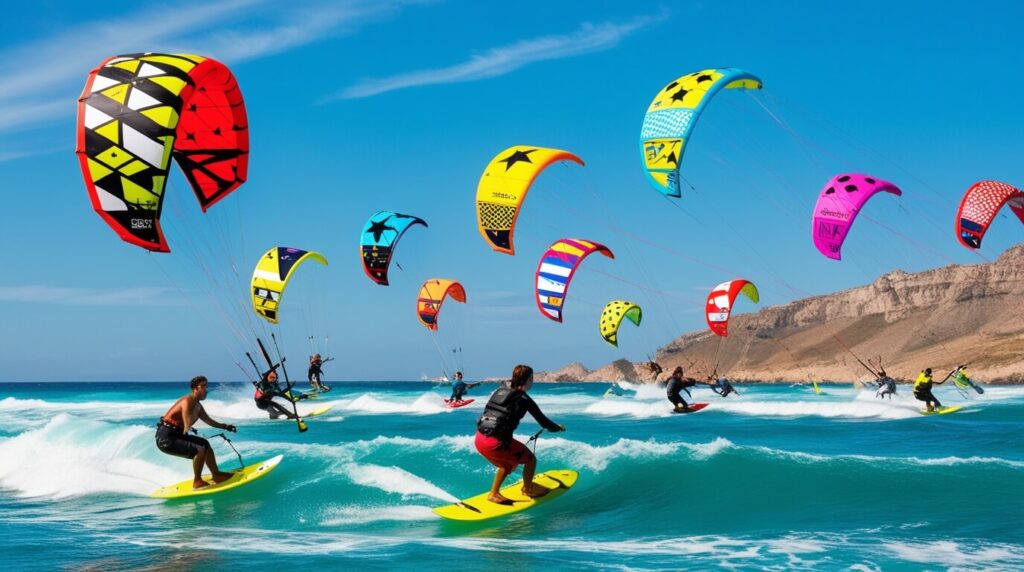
{"left": 913, "top": 372, "right": 941, "bottom": 408}
{"left": 475, "top": 387, "right": 562, "bottom": 472}
{"left": 666, "top": 375, "right": 696, "bottom": 410}
{"left": 450, "top": 381, "right": 480, "bottom": 402}
{"left": 876, "top": 376, "right": 897, "bottom": 399}
{"left": 254, "top": 378, "right": 297, "bottom": 419}
{"left": 711, "top": 377, "right": 737, "bottom": 397}
{"left": 155, "top": 412, "right": 210, "bottom": 459}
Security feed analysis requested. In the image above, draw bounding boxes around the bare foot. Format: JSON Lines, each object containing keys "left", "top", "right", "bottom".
{"left": 193, "top": 479, "right": 210, "bottom": 490}
{"left": 487, "top": 493, "right": 513, "bottom": 504}
{"left": 522, "top": 483, "right": 550, "bottom": 498}
{"left": 212, "top": 471, "right": 234, "bottom": 484}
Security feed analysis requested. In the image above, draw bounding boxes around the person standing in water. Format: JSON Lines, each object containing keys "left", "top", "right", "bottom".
{"left": 913, "top": 368, "right": 947, "bottom": 411}
{"left": 253, "top": 370, "right": 299, "bottom": 419}
{"left": 475, "top": 365, "right": 565, "bottom": 504}
{"left": 155, "top": 376, "right": 237, "bottom": 490}
{"left": 449, "top": 371, "right": 481, "bottom": 403}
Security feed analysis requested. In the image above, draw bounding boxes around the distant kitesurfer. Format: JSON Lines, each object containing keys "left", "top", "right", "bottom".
{"left": 913, "top": 368, "right": 946, "bottom": 412}
{"left": 647, "top": 361, "right": 664, "bottom": 377}
{"left": 875, "top": 369, "right": 897, "bottom": 399}
{"left": 308, "top": 354, "right": 332, "bottom": 392}
{"left": 254, "top": 370, "right": 299, "bottom": 419}
{"left": 709, "top": 375, "right": 738, "bottom": 397}
{"left": 156, "top": 376, "right": 237, "bottom": 490}
{"left": 475, "top": 364, "right": 565, "bottom": 504}
{"left": 666, "top": 367, "right": 698, "bottom": 412}
{"left": 449, "top": 371, "right": 480, "bottom": 403}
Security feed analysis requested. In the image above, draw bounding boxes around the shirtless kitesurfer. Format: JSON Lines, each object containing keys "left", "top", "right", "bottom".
{"left": 475, "top": 365, "right": 565, "bottom": 504}
{"left": 155, "top": 376, "right": 237, "bottom": 490}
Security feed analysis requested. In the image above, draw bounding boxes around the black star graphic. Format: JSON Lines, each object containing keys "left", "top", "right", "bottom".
{"left": 499, "top": 148, "right": 537, "bottom": 171}
{"left": 671, "top": 88, "right": 689, "bottom": 102}
{"left": 367, "top": 217, "right": 397, "bottom": 242}
{"left": 697, "top": 74, "right": 714, "bottom": 83}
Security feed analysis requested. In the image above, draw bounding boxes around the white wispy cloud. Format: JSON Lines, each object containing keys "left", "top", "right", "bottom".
{"left": 0, "top": 0, "right": 424, "bottom": 139}
{"left": 332, "top": 15, "right": 660, "bottom": 100}
{"left": 0, "top": 286, "right": 187, "bottom": 306}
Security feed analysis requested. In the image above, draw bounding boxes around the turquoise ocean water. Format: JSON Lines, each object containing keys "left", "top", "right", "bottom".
{"left": 1, "top": 381, "right": 1021, "bottom": 570}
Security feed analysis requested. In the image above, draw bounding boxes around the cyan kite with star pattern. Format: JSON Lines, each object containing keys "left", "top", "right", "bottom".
{"left": 360, "top": 210, "right": 427, "bottom": 285}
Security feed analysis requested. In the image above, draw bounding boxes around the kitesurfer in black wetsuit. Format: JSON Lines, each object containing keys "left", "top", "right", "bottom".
{"left": 875, "top": 369, "right": 897, "bottom": 399}
{"left": 475, "top": 365, "right": 565, "bottom": 504}
{"left": 155, "top": 376, "right": 237, "bottom": 489}
{"left": 308, "top": 354, "right": 331, "bottom": 392}
{"left": 665, "top": 367, "right": 698, "bottom": 412}
{"left": 449, "top": 371, "right": 481, "bottom": 403}
{"left": 254, "top": 370, "right": 298, "bottom": 419}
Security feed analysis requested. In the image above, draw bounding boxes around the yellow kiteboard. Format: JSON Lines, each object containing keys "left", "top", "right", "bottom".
{"left": 433, "top": 469, "right": 578, "bottom": 521}
{"left": 150, "top": 455, "right": 283, "bottom": 499}
{"left": 306, "top": 405, "right": 333, "bottom": 417}
{"left": 918, "top": 405, "right": 964, "bottom": 416}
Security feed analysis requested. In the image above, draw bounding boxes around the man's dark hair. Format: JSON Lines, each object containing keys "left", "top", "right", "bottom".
{"left": 190, "top": 375, "right": 208, "bottom": 389}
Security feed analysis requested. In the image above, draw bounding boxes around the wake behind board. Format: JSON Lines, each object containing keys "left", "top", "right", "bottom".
{"left": 671, "top": 402, "right": 709, "bottom": 414}
{"left": 444, "top": 398, "right": 475, "bottom": 409}
{"left": 918, "top": 405, "right": 964, "bottom": 416}
{"left": 151, "top": 455, "right": 283, "bottom": 499}
{"left": 433, "top": 469, "right": 578, "bottom": 521}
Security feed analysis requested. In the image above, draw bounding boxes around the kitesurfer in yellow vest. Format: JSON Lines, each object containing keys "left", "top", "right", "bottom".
{"left": 155, "top": 376, "right": 237, "bottom": 489}
{"left": 913, "top": 368, "right": 947, "bottom": 412}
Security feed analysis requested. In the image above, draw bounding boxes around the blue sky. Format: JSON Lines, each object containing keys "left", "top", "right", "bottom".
{"left": 1, "top": 0, "right": 1022, "bottom": 382}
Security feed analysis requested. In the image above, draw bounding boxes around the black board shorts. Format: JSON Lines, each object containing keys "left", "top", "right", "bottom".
{"left": 155, "top": 423, "right": 209, "bottom": 459}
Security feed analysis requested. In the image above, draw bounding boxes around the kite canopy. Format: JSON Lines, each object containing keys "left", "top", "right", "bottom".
{"left": 956, "top": 180, "right": 1024, "bottom": 250}
{"left": 599, "top": 301, "right": 642, "bottom": 347}
{"left": 76, "top": 53, "right": 249, "bottom": 252}
{"left": 360, "top": 210, "right": 428, "bottom": 285}
{"left": 476, "top": 146, "right": 584, "bottom": 255}
{"left": 417, "top": 279, "right": 466, "bottom": 331}
{"left": 705, "top": 279, "right": 759, "bottom": 337}
{"left": 535, "top": 239, "right": 615, "bottom": 323}
{"left": 251, "top": 247, "right": 328, "bottom": 324}
{"left": 640, "top": 68, "right": 762, "bottom": 198}
{"left": 811, "top": 174, "right": 902, "bottom": 260}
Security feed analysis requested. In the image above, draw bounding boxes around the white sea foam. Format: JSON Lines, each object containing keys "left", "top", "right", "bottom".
{"left": 321, "top": 504, "right": 436, "bottom": 526}
{"left": 886, "top": 539, "right": 1024, "bottom": 568}
{"left": 0, "top": 414, "right": 178, "bottom": 499}
{"left": 334, "top": 392, "right": 448, "bottom": 415}
{"left": 340, "top": 463, "right": 458, "bottom": 503}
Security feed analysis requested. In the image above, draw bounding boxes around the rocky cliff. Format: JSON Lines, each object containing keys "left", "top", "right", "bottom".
{"left": 536, "top": 244, "right": 1024, "bottom": 383}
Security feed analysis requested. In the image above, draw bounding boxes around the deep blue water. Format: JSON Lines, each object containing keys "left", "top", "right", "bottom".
{"left": 1, "top": 381, "right": 1021, "bottom": 570}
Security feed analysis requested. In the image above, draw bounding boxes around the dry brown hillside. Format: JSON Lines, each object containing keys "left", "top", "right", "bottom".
{"left": 537, "top": 244, "right": 1024, "bottom": 384}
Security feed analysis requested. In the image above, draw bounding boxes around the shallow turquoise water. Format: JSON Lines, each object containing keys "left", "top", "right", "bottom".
{"left": 1, "top": 381, "right": 1021, "bottom": 570}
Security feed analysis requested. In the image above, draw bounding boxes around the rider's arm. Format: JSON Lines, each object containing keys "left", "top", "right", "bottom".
{"left": 198, "top": 405, "right": 236, "bottom": 432}
{"left": 523, "top": 394, "right": 563, "bottom": 432}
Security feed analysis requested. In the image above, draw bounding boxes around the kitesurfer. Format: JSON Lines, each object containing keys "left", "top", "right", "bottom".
{"left": 647, "top": 361, "right": 664, "bottom": 377}
{"left": 308, "top": 354, "right": 331, "bottom": 392}
{"left": 709, "top": 375, "right": 738, "bottom": 397}
{"left": 875, "top": 369, "right": 897, "bottom": 399}
{"left": 155, "top": 376, "right": 237, "bottom": 490}
{"left": 475, "top": 364, "right": 565, "bottom": 504}
{"left": 666, "top": 367, "right": 698, "bottom": 412}
{"left": 449, "top": 371, "right": 481, "bottom": 403}
{"left": 913, "top": 368, "right": 946, "bottom": 411}
{"left": 254, "top": 370, "right": 299, "bottom": 419}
